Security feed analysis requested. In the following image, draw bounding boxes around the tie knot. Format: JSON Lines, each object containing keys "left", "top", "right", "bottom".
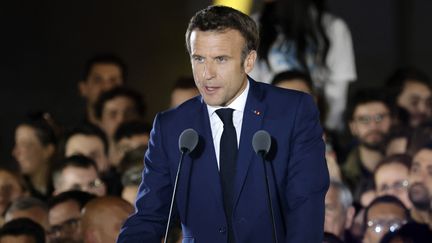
{"left": 216, "top": 108, "right": 234, "bottom": 126}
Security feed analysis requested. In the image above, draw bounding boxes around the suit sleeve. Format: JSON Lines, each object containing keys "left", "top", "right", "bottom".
{"left": 117, "top": 113, "right": 172, "bottom": 243}
{"left": 285, "top": 94, "right": 329, "bottom": 243}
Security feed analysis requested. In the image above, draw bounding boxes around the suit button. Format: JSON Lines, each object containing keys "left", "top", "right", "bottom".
{"left": 218, "top": 226, "right": 226, "bottom": 233}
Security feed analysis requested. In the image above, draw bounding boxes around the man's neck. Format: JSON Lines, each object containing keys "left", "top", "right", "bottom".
{"left": 358, "top": 146, "right": 383, "bottom": 172}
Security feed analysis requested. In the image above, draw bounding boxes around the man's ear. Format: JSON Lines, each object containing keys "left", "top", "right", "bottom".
{"left": 244, "top": 50, "right": 257, "bottom": 74}
{"left": 348, "top": 121, "right": 357, "bottom": 136}
{"left": 78, "top": 81, "right": 88, "bottom": 98}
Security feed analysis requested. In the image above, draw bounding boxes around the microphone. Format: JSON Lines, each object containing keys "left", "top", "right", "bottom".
{"left": 252, "top": 130, "right": 278, "bottom": 243}
{"left": 179, "top": 128, "right": 199, "bottom": 153}
{"left": 164, "top": 128, "right": 199, "bottom": 243}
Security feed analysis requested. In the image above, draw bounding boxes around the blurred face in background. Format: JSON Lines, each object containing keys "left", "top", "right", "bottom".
{"left": 65, "top": 134, "right": 109, "bottom": 173}
{"left": 79, "top": 63, "right": 124, "bottom": 105}
{"left": 12, "top": 125, "right": 54, "bottom": 175}
{"left": 48, "top": 200, "right": 83, "bottom": 243}
{"left": 375, "top": 163, "right": 411, "bottom": 208}
{"left": 409, "top": 148, "right": 432, "bottom": 210}
{"left": 55, "top": 165, "right": 106, "bottom": 197}
{"left": 363, "top": 202, "right": 407, "bottom": 243}
{"left": 99, "top": 96, "right": 140, "bottom": 139}
{"left": 349, "top": 102, "right": 391, "bottom": 150}
{"left": 324, "top": 185, "right": 354, "bottom": 239}
{"left": 397, "top": 80, "right": 432, "bottom": 127}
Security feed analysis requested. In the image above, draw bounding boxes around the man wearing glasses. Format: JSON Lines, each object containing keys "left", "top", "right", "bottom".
{"left": 52, "top": 155, "right": 107, "bottom": 197}
{"left": 47, "top": 191, "right": 96, "bottom": 243}
{"left": 362, "top": 195, "right": 409, "bottom": 243}
{"left": 343, "top": 88, "right": 392, "bottom": 203}
{"left": 374, "top": 154, "right": 412, "bottom": 208}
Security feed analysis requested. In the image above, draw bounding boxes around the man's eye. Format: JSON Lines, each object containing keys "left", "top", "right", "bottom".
{"left": 193, "top": 56, "right": 204, "bottom": 63}
{"left": 216, "top": 57, "right": 227, "bottom": 63}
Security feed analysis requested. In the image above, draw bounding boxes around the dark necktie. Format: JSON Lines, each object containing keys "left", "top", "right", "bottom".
{"left": 216, "top": 108, "right": 238, "bottom": 243}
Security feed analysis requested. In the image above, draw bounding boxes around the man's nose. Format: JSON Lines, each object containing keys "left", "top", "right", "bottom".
{"left": 203, "top": 62, "right": 216, "bottom": 80}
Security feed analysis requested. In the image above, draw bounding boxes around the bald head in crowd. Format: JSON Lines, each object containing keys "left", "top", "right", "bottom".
{"left": 81, "top": 196, "right": 134, "bottom": 243}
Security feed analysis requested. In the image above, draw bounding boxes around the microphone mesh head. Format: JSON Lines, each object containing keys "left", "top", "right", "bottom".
{"left": 252, "top": 130, "right": 271, "bottom": 155}
{"left": 179, "top": 128, "right": 199, "bottom": 153}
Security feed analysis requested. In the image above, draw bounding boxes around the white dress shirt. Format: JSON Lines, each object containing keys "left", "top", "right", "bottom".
{"left": 207, "top": 81, "right": 249, "bottom": 169}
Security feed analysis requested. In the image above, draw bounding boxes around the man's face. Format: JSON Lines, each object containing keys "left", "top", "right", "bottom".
{"left": 100, "top": 96, "right": 140, "bottom": 138}
{"left": 324, "top": 185, "right": 351, "bottom": 238}
{"left": 170, "top": 88, "right": 200, "bottom": 108}
{"left": 363, "top": 202, "right": 407, "bottom": 243}
{"left": 48, "top": 200, "right": 82, "bottom": 243}
{"left": 79, "top": 63, "right": 123, "bottom": 105}
{"left": 409, "top": 149, "right": 432, "bottom": 210}
{"left": 112, "top": 134, "right": 148, "bottom": 166}
{"left": 349, "top": 102, "right": 391, "bottom": 150}
{"left": 65, "top": 134, "right": 109, "bottom": 173}
{"left": 397, "top": 80, "right": 432, "bottom": 127}
{"left": 56, "top": 166, "right": 106, "bottom": 197}
{"left": 189, "top": 29, "right": 256, "bottom": 107}
{"left": 375, "top": 163, "right": 411, "bottom": 208}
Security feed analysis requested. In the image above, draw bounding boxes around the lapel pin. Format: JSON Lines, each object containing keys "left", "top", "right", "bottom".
{"left": 253, "top": 110, "right": 261, "bottom": 115}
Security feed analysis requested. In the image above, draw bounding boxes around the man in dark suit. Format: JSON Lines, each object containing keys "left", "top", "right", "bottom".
{"left": 118, "top": 5, "right": 329, "bottom": 243}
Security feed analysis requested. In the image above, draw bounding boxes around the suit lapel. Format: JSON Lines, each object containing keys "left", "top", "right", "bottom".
{"left": 233, "top": 80, "right": 266, "bottom": 209}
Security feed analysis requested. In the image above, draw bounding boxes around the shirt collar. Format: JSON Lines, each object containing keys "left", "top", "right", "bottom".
{"left": 207, "top": 79, "right": 250, "bottom": 117}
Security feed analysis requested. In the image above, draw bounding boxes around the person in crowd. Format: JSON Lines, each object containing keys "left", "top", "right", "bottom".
{"left": 251, "top": 0, "right": 356, "bottom": 131}
{"left": 47, "top": 190, "right": 96, "bottom": 243}
{"left": 271, "top": 70, "right": 314, "bottom": 95}
{"left": 12, "top": 117, "right": 56, "bottom": 199}
{"left": 62, "top": 123, "right": 110, "bottom": 174}
{"left": 112, "top": 120, "right": 151, "bottom": 167}
{"left": 61, "top": 123, "right": 121, "bottom": 195}
{"left": 408, "top": 142, "right": 432, "bottom": 227}
{"left": 118, "top": 146, "right": 146, "bottom": 204}
{"left": 119, "top": 5, "right": 328, "bottom": 242}
{"left": 385, "top": 67, "right": 432, "bottom": 128}
{"left": 81, "top": 196, "right": 134, "bottom": 243}
{"left": 373, "top": 154, "right": 412, "bottom": 208}
{"left": 4, "top": 196, "right": 49, "bottom": 231}
{"left": 362, "top": 195, "right": 409, "bottom": 243}
{"left": 0, "top": 218, "right": 46, "bottom": 243}
{"left": 93, "top": 87, "right": 146, "bottom": 164}
{"left": 0, "top": 169, "right": 27, "bottom": 222}
{"left": 170, "top": 76, "right": 200, "bottom": 108}
{"left": 324, "top": 180, "right": 356, "bottom": 242}
{"left": 78, "top": 54, "right": 127, "bottom": 124}
{"left": 343, "top": 88, "right": 392, "bottom": 202}
{"left": 52, "top": 155, "right": 106, "bottom": 197}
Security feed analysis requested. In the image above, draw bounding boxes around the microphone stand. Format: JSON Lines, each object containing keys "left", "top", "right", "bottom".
{"left": 163, "top": 150, "right": 186, "bottom": 243}
{"left": 259, "top": 151, "right": 278, "bottom": 243}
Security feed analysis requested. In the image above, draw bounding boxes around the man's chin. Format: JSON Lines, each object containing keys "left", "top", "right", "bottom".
{"left": 409, "top": 183, "right": 431, "bottom": 210}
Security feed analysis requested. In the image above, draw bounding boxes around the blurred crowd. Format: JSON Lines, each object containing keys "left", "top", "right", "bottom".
{"left": 1, "top": 1, "right": 432, "bottom": 243}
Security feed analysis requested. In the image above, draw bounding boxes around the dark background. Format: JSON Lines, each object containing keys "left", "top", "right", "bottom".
{"left": 1, "top": 0, "right": 431, "bottom": 167}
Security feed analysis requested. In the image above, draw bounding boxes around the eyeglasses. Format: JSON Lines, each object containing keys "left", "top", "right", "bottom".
{"left": 367, "top": 219, "right": 407, "bottom": 234}
{"left": 48, "top": 218, "right": 80, "bottom": 238}
{"left": 354, "top": 113, "right": 390, "bottom": 125}
{"left": 69, "top": 178, "right": 104, "bottom": 191}
{"left": 378, "top": 180, "right": 409, "bottom": 194}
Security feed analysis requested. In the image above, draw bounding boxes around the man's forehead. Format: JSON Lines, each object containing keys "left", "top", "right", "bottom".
{"left": 413, "top": 149, "right": 432, "bottom": 165}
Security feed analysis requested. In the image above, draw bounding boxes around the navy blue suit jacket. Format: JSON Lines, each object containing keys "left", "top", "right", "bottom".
{"left": 118, "top": 79, "right": 329, "bottom": 243}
